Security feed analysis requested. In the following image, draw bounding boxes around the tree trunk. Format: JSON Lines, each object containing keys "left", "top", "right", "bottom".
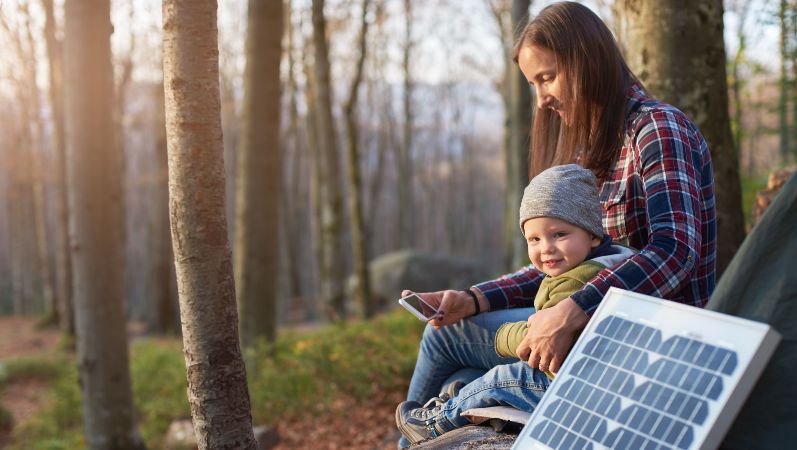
{"left": 282, "top": 1, "right": 308, "bottom": 320}
{"left": 398, "top": 0, "right": 414, "bottom": 250}
{"left": 63, "top": 0, "right": 143, "bottom": 448}
{"left": 730, "top": 2, "right": 750, "bottom": 158}
{"left": 23, "top": 2, "right": 57, "bottom": 321}
{"left": 344, "top": 0, "right": 374, "bottom": 318}
{"left": 790, "top": 0, "right": 797, "bottom": 163}
{"left": 162, "top": 1, "right": 257, "bottom": 448}
{"left": 3, "top": 6, "right": 43, "bottom": 315}
{"left": 303, "top": 42, "right": 324, "bottom": 321}
{"left": 149, "top": 83, "right": 178, "bottom": 335}
{"left": 780, "top": 0, "right": 790, "bottom": 162}
{"left": 312, "top": 0, "right": 346, "bottom": 319}
{"left": 235, "top": 0, "right": 283, "bottom": 347}
{"left": 7, "top": 123, "right": 35, "bottom": 315}
{"left": 622, "top": 0, "right": 745, "bottom": 279}
{"left": 42, "top": 0, "right": 74, "bottom": 336}
{"left": 492, "top": 0, "right": 532, "bottom": 272}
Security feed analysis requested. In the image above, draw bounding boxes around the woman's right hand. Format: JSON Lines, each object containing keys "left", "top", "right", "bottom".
{"left": 401, "top": 289, "right": 477, "bottom": 329}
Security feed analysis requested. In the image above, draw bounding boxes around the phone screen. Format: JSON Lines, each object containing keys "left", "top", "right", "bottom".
{"left": 398, "top": 293, "right": 438, "bottom": 321}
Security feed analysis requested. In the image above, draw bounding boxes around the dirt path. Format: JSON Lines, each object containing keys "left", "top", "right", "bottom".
{"left": 0, "top": 317, "right": 61, "bottom": 360}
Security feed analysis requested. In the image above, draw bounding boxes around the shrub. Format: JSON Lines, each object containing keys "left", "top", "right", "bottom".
{"left": 5, "top": 309, "right": 424, "bottom": 448}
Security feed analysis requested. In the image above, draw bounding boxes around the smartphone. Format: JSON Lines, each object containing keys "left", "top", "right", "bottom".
{"left": 398, "top": 293, "right": 439, "bottom": 322}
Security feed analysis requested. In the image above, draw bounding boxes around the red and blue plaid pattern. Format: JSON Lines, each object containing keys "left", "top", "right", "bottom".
{"left": 475, "top": 85, "right": 716, "bottom": 315}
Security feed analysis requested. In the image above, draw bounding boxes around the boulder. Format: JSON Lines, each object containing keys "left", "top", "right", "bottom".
{"left": 349, "top": 250, "right": 493, "bottom": 313}
{"left": 163, "top": 419, "right": 279, "bottom": 450}
{"left": 163, "top": 418, "right": 195, "bottom": 450}
{"left": 412, "top": 425, "right": 517, "bottom": 449}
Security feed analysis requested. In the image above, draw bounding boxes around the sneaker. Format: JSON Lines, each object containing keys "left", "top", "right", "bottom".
{"left": 441, "top": 380, "right": 465, "bottom": 399}
{"left": 395, "top": 398, "right": 448, "bottom": 444}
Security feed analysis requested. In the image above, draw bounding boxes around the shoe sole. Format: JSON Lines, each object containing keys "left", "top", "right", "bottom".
{"left": 395, "top": 402, "right": 428, "bottom": 445}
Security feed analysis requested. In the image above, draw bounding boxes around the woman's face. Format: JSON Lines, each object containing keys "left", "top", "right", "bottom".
{"left": 517, "top": 45, "right": 567, "bottom": 123}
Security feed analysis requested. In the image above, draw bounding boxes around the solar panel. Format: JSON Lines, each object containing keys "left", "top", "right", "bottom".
{"left": 512, "top": 288, "right": 781, "bottom": 450}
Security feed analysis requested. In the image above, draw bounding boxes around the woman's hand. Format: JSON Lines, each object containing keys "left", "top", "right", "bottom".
{"left": 401, "top": 289, "right": 481, "bottom": 329}
{"left": 515, "top": 297, "right": 588, "bottom": 374}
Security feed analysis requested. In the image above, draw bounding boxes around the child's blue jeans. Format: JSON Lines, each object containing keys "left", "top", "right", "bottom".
{"left": 406, "top": 307, "right": 551, "bottom": 431}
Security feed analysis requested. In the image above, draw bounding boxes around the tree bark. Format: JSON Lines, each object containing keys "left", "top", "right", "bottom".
{"left": 303, "top": 38, "right": 324, "bottom": 321}
{"left": 162, "top": 1, "right": 257, "bottom": 448}
{"left": 7, "top": 120, "right": 35, "bottom": 315}
{"left": 398, "top": 0, "right": 415, "bottom": 250}
{"left": 622, "top": 0, "right": 745, "bottom": 278}
{"left": 63, "top": 0, "right": 143, "bottom": 448}
{"left": 235, "top": 0, "right": 283, "bottom": 347}
{"left": 779, "top": 0, "right": 790, "bottom": 162}
{"left": 149, "top": 83, "right": 178, "bottom": 335}
{"left": 344, "top": 0, "right": 374, "bottom": 318}
{"left": 23, "top": 2, "right": 57, "bottom": 322}
{"left": 491, "top": 0, "right": 532, "bottom": 272}
{"left": 281, "top": 1, "right": 308, "bottom": 319}
{"left": 312, "top": 0, "right": 346, "bottom": 319}
{"left": 42, "top": 0, "right": 74, "bottom": 336}
{"left": 730, "top": 1, "right": 751, "bottom": 160}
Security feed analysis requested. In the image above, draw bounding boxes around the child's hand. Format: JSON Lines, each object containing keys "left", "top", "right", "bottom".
{"left": 401, "top": 289, "right": 476, "bottom": 329}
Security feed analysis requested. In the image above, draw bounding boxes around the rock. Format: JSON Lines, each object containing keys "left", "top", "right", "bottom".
{"left": 163, "top": 418, "right": 196, "bottom": 450}
{"left": 411, "top": 425, "right": 517, "bottom": 449}
{"left": 752, "top": 166, "right": 796, "bottom": 229}
{"left": 163, "top": 420, "right": 279, "bottom": 450}
{"left": 348, "top": 250, "right": 492, "bottom": 314}
{"left": 253, "top": 425, "right": 279, "bottom": 449}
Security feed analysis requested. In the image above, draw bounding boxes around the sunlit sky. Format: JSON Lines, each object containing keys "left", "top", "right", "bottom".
{"left": 0, "top": 0, "right": 781, "bottom": 98}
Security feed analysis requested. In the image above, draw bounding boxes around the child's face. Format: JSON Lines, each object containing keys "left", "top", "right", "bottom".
{"left": 523, "top": 217, "right": 601, "bottom": 277}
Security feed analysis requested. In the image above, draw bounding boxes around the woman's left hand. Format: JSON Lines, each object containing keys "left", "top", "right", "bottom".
{"left": 515, "top": 297, "right": 589, "bottom": 374}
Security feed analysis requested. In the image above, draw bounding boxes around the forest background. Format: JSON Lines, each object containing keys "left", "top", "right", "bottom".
{"left": 0, "top": 0, "right": 793, "bottom": 449}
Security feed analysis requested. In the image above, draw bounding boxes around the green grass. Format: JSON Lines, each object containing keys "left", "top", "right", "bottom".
{"left": 0, "top": 357, "right": 64, "bottom": 387}
{"left": 3, "top": 309, "right": 424, "bottom": 449}
{"left": 741, "top": 173, "right": 768, "bottom": 230}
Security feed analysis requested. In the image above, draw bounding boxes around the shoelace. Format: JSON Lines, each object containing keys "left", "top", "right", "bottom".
{"left": 413, "top": 391, "right": 455, "bottom": 422}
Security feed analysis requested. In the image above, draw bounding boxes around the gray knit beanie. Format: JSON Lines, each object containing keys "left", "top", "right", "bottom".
{"left": 519, "top": 164, "right": 603, "bottom": 237}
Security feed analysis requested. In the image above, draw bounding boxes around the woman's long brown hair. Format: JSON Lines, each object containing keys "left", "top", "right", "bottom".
{"left": 513, "top": 2, "right": 641, "bottom": 181}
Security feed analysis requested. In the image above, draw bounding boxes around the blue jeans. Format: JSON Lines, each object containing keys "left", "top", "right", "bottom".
{"left": 406, "top": 307, "right": 551, "bottom": 431}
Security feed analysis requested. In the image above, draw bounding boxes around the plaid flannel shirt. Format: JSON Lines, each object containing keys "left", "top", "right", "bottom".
{"left": 475, "top": 85, "right": 717, "bottom": 315}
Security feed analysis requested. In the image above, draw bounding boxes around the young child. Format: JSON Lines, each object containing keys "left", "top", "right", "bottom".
{"left": 493, "top": 164, "right": 635, "bottom": 374}
{"left": 395, "top": 164, "right": 635, "bottom": 445}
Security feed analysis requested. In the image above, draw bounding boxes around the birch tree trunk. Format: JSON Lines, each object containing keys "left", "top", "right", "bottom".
{"left": 491, "top": 0, "right": 532, "bottom": 272}
{"left": 303, "top": 44, "right": 324, "bottom": 321}
{"left": 235, "top": 0, "right": 282, "bottom": 347}
{"left": 622, "top": 0, "right": 745, "bottom": 278}
{"left": 282, "top": 2, "right": 308, "bottom": 318}
{"left": 344, "top": 0, "right": 374, "bottom": 318}
{"left": 149, "top": 83, "right": 178, "bottom": 335}
{"left": 779, "top": 0, "right": 790, "bottom": 162}
{"left": 8, "top": 122, "right": 35, "bottom": 315}
{"left": 312, "top": 0, "right": 346, "bottom": 319}
{"left": 162, "top": 1, "right": 257, "bottom": 447}
{"left": 0, "top": 4, "right": 42, "bottom": 314}
{"left": 398, "top": 0, "right": 414, "bottom": 249}
{"left": 23, "top": 2, "right": 57, "bottom": 321}
{"left": 63, "top": 0, "right": 143, "bottom": 447}
{"left": 43, "top": 0, "right": 74, "bottom": 336}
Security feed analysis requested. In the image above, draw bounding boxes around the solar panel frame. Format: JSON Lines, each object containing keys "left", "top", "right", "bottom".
{"left": 512, "top": 288, "right": 781, "bottom": 450}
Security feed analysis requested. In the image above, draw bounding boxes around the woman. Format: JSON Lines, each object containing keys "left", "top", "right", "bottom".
{"left": 395, "top": 1, "right": 716, "bottom": 446}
